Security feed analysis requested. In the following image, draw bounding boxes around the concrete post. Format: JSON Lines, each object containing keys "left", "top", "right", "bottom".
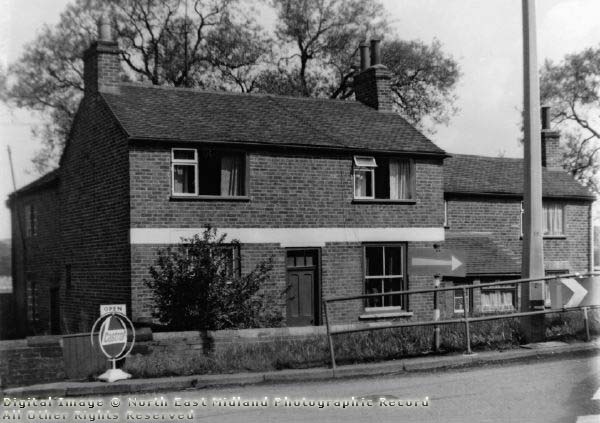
{"left": 521, "top": 0, "right": 546, "bottom": 342}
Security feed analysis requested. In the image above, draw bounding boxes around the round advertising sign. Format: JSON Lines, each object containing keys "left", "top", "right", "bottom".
{"left": 99, "top": 315, "right": 128, "bottom": 358}
{"left": 90, "top": 311, "right": 135, "bottom": 361}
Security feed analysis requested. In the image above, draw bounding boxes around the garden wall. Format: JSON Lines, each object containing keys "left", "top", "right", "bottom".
{"left": 0, "top": 336, "right": 65, "bottom": 389}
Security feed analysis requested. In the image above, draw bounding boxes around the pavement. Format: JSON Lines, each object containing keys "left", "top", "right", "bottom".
{"left": 3, "top": 338, "right": 599, "bottom": 398}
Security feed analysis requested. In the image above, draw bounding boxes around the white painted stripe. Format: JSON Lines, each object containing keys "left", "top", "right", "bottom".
{"left": 593, "top": 387, "right": 600, "bottom": 400}
{"left": 576, "top": 415, "right": 600, "bottom": 423}
{"left": 130, "top": 227, "right": 445, "bottom": 247}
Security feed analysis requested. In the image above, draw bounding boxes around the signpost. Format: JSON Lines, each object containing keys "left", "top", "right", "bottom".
{"left": 408, "top": 248, "right": 466, "bottom": 277}
{"left": 408, "top": 248, "right": 466, "bottom": 353}
{"left": 90, "top": 304, "right": 135, "bottom": 383}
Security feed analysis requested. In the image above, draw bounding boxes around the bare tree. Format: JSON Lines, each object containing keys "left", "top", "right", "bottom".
{"left": 540, "top": 46, "right": 600, "bottom": 194}
{"left": 1, "top": 0, "right": 269, "bottom": 171}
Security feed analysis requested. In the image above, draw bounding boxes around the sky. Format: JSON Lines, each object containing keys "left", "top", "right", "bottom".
{"left": 1, "top": 0, "right": 600, "bottom": 239}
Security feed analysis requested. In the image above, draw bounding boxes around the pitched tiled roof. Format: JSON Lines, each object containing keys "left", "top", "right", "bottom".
{"left": 8, "top": 169, "right": 59, "bottom": 199}
{"left": 444, "top": 154, "right": 595, "bottom": 200}
{"left": 100, "top": 84, "right": 445, "bottom": 155}
{"left": 443, "top": 233, "right": 521, "bottom": 275}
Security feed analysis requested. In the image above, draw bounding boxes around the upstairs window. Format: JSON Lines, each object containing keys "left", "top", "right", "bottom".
{"left": 543, "top": 202, "right": 564, "bottom": 236}
{"left": 171, "top": 148, "right": 246, "bottom": 197}
{"left": 353, "top": 156, "right": 414, "bottom": 200}
{"left": 520, "top": 201, "right": 565, "bottom": 237}
{"left": 172, "top": 149, "right": 198, "bottom": 196}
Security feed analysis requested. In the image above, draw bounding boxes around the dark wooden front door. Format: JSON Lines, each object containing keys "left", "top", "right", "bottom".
{"left": 286, "top": 249, "right": 319, "bottom": 326}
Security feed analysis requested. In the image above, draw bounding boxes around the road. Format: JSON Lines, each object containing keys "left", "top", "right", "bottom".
{"left": 107, "top": 355, "right": 599, "bottom": 423}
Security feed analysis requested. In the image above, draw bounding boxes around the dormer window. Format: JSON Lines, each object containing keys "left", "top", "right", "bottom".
{"left": 353, "top": 156, "right": 414, "bottom": 201}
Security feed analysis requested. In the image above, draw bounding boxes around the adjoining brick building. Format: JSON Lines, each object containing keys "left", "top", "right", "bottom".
{"left": 7, "top": 27, "right": 595, "bottom": 336}
{"left": 442, "top": 124, "right": 595, "bottom": 316}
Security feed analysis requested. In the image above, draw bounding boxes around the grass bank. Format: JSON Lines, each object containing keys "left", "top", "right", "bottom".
{"left": 123, "top": 310, "right": 599, "bottom": 378}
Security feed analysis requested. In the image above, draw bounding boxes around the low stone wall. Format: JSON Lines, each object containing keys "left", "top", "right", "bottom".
{"left": 132, "top": 326, "right": 328, "bottom": 356}
{"left": 0, "top": 336, "right": 65, "bottom": 389}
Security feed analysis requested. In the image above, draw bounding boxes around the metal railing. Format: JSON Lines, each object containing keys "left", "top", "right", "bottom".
{"left": 323, "top": 272, "right": 600, "bottom": 372}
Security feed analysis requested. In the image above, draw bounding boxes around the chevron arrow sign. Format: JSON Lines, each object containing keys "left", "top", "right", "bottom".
{"left": 549, "top": 277, "right": 600, "bottom": 309}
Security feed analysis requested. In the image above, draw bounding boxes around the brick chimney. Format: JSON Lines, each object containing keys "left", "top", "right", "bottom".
{"left": 83, "top": 15, "right": 121, "bottom": 95}
{"left": 541, "top": 106, "right": 562, "bottom": 169}
{"left": 354, "top": 39, "right": 393, "bottom": 111}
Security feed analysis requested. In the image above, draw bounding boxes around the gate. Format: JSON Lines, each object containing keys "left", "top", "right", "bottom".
{"left": 62, "top": 332, "right": 107, "bottom": 379}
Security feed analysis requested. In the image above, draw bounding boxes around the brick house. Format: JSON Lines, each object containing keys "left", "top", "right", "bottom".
{"left": 441, "top": 120, "right": 595, "bottom": 316}
{"left": 7, "top": 28, "right": 594, "bottom": 336}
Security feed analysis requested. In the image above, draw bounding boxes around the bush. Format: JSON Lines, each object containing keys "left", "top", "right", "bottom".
{"left": 144, "top": 226, "right": 283, "bottom": 331}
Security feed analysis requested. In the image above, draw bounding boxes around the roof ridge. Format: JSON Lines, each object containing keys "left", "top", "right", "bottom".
{"left": 449, "top": 153, "right": 523, "bottom": 161}
{"left": 112, "top": 82, "right": 360, "bottom": 104}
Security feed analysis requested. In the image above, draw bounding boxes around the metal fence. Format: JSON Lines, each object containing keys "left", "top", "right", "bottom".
{"left": 323, "top": 272, "right": 600, "bottom": 372}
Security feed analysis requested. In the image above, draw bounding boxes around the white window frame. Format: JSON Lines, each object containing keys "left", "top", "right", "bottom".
{"left": 171, "top": 148, "right": 198, "bottom": 196}
{"left": 453, "top": 289, "right": 467, "bottom": 313}
{"left": 364, "top": 244, "right": 405, "bottom": 311}
{"left": 480, "top": 284, "right": 517, "bottom": 313}
{"left": 444, "top": 200, "right": 448, "bottom": 227}
{"left": 542, "top": 202, "right": 565, "bottom": 236}
{"left": 353, "top": 156, "right": 377, "bottom": 200}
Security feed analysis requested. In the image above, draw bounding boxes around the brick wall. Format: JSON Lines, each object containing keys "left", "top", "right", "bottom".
{"left": 446, "top": 196, "right": 591, "bottom": 272}
{"left": 129, "top": 146, "right": 444, "bottom": 325}
{"left": 129, "top": 147, "right": 444, "bottom": 228}
{"left": 9, "top": 185, "right": 60, "bottom": 335}
{"left": 133, "top": 241, "right": 439, "bottom": 324}
{"left": 58, "top": 94, "right": 131, "bottom": 332}
{"left": 0, "top": 336, "right": 65, "bottom": 389}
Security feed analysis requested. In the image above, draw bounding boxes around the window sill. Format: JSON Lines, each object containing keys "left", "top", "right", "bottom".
{"left": 352, "top": 199, "right": 417, "bottom": 204}
{"left": 520, "top": 235, "right": 567, "bottom": 240}
{"left": 170, "top": 195, "right": 250, "bottom": 202}
{"left": 359, "top": 311, "right": 414, "bottom": 320}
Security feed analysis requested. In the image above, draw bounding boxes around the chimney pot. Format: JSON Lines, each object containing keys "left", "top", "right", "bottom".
{"left": 84, "top": 15, "right": 120, "bottom": 95}
{"left": 98, "top": 15, "right": 113, "bottom": 42}
{"left": 370, "top": 39, "right": 381, "bottom": 66}
{"left": 359, "top": 41, "right": 370, "bottom": 71}
{"left": 541, "top": 105, "right": 551, "bottom": 130}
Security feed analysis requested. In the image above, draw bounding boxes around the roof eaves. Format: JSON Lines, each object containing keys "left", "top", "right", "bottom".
{"left": 444, "top": 190, "right": 595, "bottom": 201}
{"left": 127, "top": 136, "right": 449, "bottom": 158}
{"left": 7, "top": 170, "right": 59, "bottom": 200}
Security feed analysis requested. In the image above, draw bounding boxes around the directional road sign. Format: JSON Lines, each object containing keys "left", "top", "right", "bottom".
{"left": 549, "top": 277, "right": 600, "bottom": 309}
{"left": 408, "top": 248, "right": 467, "bottom": 277}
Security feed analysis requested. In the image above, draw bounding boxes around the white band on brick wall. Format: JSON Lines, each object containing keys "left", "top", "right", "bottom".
{"left": 130, "top": 227, "right": 444, "bottom": 247}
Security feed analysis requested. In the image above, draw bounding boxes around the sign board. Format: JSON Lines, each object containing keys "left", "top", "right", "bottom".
{"left": 549, "top": 277, "right": 600, "bottom": 309}
{"left": 99, "top": 315, "right": 128, "bottom": 358}
{"left": 408, "top": 248, "right": 466, "bottom": 277}
{"left": 100, "top": 304, "right": 126, "bottom": 316}
{"left": 90, "top": 308, "right": 135, "bottom": 383}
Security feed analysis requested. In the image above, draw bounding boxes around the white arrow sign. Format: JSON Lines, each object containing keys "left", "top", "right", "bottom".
{"left": 561, "top": 278, "right": 588, "bottom": 308}
{"left": 411, "top": 255, "right": 463, "bottom": 271}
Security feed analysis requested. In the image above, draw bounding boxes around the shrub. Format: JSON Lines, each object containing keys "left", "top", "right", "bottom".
{"left": 144, "top": 226, "right": 283, "bottom": 331}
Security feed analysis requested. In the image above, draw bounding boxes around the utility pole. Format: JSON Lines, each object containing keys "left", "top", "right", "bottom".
{"left": 521, "top": 0, "right": 546, "bottom": 342}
